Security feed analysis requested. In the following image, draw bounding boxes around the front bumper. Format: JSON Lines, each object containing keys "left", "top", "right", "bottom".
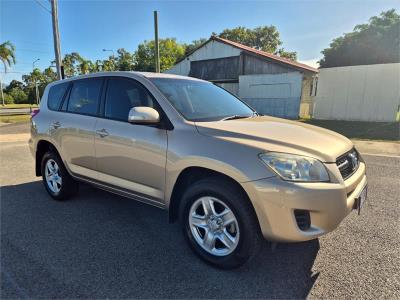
{"left": 242, "top": 162, "right": 367, "bottom": 242}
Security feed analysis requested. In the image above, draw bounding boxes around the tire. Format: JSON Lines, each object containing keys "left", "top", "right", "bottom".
{"left": 41, "top": 151, "right": 78, "bottom": 200}
{"left": 180, "top": 177, "right": 262, "bottom": 269}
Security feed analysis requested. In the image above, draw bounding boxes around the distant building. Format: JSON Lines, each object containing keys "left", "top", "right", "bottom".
{"left": 165, "top": 36, "right": 318, "bottom": 119}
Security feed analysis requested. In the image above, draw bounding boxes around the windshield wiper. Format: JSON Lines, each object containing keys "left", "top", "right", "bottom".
{"left": 221, "top": 112, "right": 258, "bottom": 121}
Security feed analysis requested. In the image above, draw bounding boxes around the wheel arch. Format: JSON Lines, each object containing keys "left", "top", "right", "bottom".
{"left": 167, "top": 166, "right": 257, "bottom": 224}
{"left": 35, "top": 139, "right": 62, "bottom": 176}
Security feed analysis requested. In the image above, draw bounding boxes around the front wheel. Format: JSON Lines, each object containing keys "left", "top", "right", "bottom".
{"left": 180, "top": 177, "right": 262, "bottom": 269}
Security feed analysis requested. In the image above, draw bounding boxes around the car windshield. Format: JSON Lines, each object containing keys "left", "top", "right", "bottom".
{"left": 150, "top": 78, "right": 255, "bottom": 121}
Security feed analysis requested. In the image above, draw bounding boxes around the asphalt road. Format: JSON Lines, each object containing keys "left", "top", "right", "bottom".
{"left": 1, "top": 127, "right": 399, "bottom": 299}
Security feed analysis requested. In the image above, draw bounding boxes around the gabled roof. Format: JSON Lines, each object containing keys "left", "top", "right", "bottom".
{"left": 178, "top": 35, "right": 318, "bottom": 73}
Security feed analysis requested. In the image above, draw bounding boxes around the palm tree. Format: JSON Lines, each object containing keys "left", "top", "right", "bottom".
{"left": 0, "top": 41, "right": 16, "bottom": 105}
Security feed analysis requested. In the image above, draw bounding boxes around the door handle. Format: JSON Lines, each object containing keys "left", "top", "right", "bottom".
{"left": 52, "top": 121, "right": 61, "bottom": 129}
{"left": 96, "top": 128, "right": 109, "bottom": 138}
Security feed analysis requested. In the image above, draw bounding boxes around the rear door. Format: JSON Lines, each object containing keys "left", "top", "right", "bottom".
{"left": 94, "top": 77, "right": 168, "bottom": 204}
{"left": 55, "top": 77, "right": 104, "bottom": 178}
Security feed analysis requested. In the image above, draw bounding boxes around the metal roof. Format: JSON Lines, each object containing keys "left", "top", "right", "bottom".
{"left": 177, "top": 36, "right": 318, "bottom": 73}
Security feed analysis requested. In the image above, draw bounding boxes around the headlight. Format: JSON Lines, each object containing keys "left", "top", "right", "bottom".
{"left": 259, "top": 152, "right": 330, "bottom": 182}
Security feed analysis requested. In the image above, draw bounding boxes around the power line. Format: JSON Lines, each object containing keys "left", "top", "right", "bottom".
{"left": 0, "top": 71, "right": 31, "bottom": 74}
{"left": 34, "top": 0, "right": 51, "bottom": 14}
{"left": 17, "top": 48, "right": 50, "bottom": 54}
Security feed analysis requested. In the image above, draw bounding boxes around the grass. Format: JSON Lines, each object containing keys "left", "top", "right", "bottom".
{"left": 0, "top": 114, "right": 31, "bottom": 123}
{"left": 302, "top": 119, "right": 399, "bottom": 141}
{"left": 0, "top": 104, "right": 38, "bottom": 109}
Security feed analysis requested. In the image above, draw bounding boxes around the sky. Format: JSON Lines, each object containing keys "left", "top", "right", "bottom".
{"left": 1, "top": 0, "right": 399, "bottom": 84}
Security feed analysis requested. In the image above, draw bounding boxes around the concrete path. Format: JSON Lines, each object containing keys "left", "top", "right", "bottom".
{"left": 353, "top": 140, "right": 400, "bottom": 157}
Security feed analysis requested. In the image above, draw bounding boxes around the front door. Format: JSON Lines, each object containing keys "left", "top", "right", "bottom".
{"left": 94, "top": 77, "right": 167, "bottom": 204}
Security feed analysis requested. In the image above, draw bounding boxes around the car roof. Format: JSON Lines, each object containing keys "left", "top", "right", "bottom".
{"left": 49, "top": 71, "right": 205, "bottom": 86}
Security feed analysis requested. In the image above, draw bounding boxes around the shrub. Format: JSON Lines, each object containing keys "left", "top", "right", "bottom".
{"left": 2, "top": 92, "right": 14, "bottom": 104}
{"left": 9, "top": 88, "right": 28, "bottom": 104}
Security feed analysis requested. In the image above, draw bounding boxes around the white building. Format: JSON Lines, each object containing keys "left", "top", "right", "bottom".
{"left": 166, "top": 36, "right": 318, "bottom": 119}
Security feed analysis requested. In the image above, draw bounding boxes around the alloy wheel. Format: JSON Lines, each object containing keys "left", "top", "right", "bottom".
{"left": 189, "top": 196, "right": 240, "bottom": 256}
{"left": 45, "top": 159, "right": 62, "bottom": 194}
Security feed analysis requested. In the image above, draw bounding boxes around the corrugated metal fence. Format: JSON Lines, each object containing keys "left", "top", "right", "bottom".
{"left": 313, "top": 63, "right": 400, "bottom": 122}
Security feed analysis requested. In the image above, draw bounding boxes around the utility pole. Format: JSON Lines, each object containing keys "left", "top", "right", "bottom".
{"left": 154, "top": 11, "right": 160, "bottom": 73}
{"left": 51, "top": 0, "right": 63, "bottom": 80}
{"left": 0, "top": 75, "right": 4, "bottom": 106}
{"left": 33, "top": 59, "right": 40, "bottom": 105}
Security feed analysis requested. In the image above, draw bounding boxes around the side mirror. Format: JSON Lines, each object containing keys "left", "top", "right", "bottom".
{"left": 128, "top": 107, "right": 160, "bottom": 124}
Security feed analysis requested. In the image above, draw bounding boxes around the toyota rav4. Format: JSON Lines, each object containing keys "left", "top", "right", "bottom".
{"left": 30, "top": 72, "right": 368, "bottom": 268}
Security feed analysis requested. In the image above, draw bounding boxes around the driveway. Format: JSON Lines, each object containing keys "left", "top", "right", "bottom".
{"left": 1, "top": 124, "right": 399, "bottom": 299}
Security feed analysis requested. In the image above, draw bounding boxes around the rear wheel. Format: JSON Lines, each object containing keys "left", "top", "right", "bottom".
{"left": 180, "top": 177, "right": 262, "bottom": 269}
{"left": 41, "top": 151, "right": 78, "bottom": 200}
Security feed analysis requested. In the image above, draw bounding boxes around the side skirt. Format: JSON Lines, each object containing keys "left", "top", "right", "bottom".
{"left": 72, "top": 174, "right": 166, "bottom": 210}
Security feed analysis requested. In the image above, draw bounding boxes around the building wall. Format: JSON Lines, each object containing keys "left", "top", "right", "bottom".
{"left": 238, "top": 72, "right": 303, "bottom": 119}
{"left": 243, "top": 54, "right": 293, "bottom": 75}
{"left": 313, "top": 63, "right": 400, "bottom": 122}
{"left": 190, "top": 56, "right": 240, "bottom": 80}
{"left": 164, "top": 40, "right": 241, "bottom": 76}
{"left": 216, "top": 82, "right": 239, "bottom": 96}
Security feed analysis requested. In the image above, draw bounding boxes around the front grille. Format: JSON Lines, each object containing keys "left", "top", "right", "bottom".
{"left": 294, "top": 210, "right": 311, "bottom": 231}
{"left": 336, "top": 149, "right": 360, "bottom": 180}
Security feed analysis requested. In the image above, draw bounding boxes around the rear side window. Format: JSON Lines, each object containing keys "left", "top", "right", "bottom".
{"left": 47, "top": 82, "right": 69, "bottom": 111}
{"left": 67, "top": 78, "right": 103, "bottom": 116}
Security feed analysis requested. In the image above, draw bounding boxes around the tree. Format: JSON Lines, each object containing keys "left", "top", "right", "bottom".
{"left": 42, "top": 67, "right": 57, "bottom": 83}
{"left": 184, "top": 38, "right": 207, "bottom": 55}
{"left": 115, "top": 48, "right": 135, "bottom": 71}
{"left": 9, "top": 88, "right": 28, "bottom": 104}
{"left": 5, "top": 80, "right": 24, "bottom": 93}
{"left": 319, "top": 9, "right": 400, "bottom": 68}
{"left": 2, "top": 92, "right": 14, "bottom": 104}
{"left": 0, "top": 41, "right": 16, "bottom": 105}
{"left": 217, "top": 26, "right": 297, "bottom": 60}
{"left": 135, "top": 38, "right": 185, "bottom": 72}
{"left": 79, "top": 59, "right": 94, "bottom": 75}
{"left": 277, "top": 48, "right": 297, "bottom": 61}
{"left": 22, "top": 68, "right": 47, "bottom": 103}
{"left": 101, "top": 56, "right": 117, "bottom": 71}
{"left": 0, "top": 41, "right": 16, "bottom": 72}
{"left": 62, "top": 52, "right": 84, "bottom": 77}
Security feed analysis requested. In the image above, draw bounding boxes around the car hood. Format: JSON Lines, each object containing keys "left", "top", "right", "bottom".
{"left": 195, "top": 116, "right": 353, "bottom": 162}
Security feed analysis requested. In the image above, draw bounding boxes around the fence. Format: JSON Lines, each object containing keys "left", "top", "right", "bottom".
{"left": 313, "top": 63, "right": 400, "bottom": 122}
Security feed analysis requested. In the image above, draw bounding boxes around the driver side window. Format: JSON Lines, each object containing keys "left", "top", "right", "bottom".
{"left": 104, "top": 78, "right": 155, "bottom": 122}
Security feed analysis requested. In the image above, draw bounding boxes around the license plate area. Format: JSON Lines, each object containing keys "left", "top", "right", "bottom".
{"left": 354, "top": 185, "right": 368, "bottom": 215}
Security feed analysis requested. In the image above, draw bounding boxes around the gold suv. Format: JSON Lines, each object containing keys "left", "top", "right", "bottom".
{"left": 30, "top": 72, "right": 368, "bottom": 268}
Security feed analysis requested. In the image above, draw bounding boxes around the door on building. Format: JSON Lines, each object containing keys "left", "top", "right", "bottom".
{"left": 238, "top": 72, "right": 303, "bottom": 119}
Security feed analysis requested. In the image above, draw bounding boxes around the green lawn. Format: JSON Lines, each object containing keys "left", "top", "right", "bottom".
{"left": 0, "top": 114, "right": 31, "bottom": 123}
{"left": 302, "top": 119, "right": 399, "bottom": 141}
{"left": 0, "top": 104, "right": 38, "bottom": 109}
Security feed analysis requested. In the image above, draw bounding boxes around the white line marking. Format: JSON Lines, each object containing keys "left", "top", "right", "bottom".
{"left": 361, "top": 153, "right": 400, "bottom": 158}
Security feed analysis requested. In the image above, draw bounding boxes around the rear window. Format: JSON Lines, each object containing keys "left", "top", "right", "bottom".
{"left": 47, "top": 82, "right": 69, "bottom": 111}
{"left": 67, "top": 78, "right": 103, "bottom": 116}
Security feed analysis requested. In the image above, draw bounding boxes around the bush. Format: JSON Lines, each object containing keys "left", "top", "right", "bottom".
{"left": 2, "top": 92, "right": 14, "bottom": 104}
{"left": 9, "top": 88, "right": 28, "bottom": 104}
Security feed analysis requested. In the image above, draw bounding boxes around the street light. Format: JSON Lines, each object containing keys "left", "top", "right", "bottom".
{"left": 33, "top": 59, "right": 40, "bottom": 105}
{"left": 102, "top": 49, "right": 115, "bottom": 57}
